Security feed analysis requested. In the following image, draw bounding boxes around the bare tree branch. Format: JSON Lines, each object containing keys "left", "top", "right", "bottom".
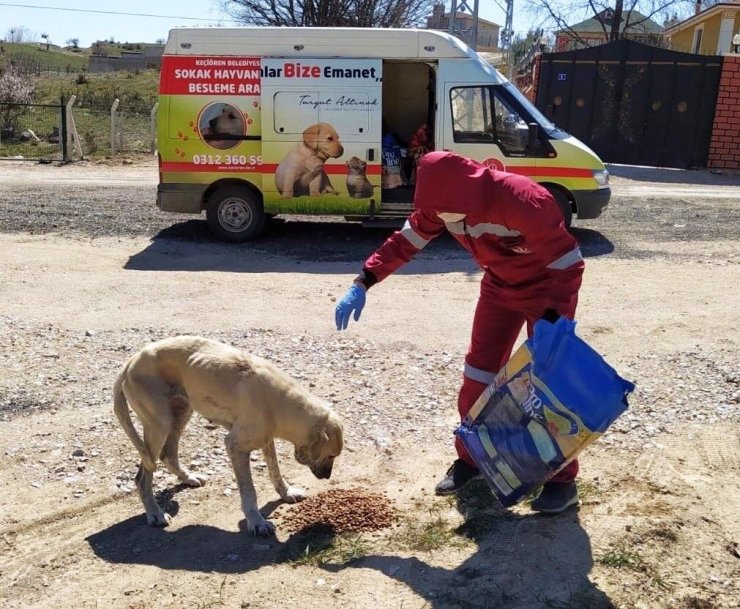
{"left": 220, "top": 0, "right": 434, "bottom": 27}
{"left": 523, "top": 0, "right": 698, "bottom": 48}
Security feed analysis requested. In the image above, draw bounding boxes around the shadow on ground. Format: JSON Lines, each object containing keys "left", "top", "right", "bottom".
{"left": 322, "top": 481, "right": 616, "bottom": 609}
{"left": 87, "top": 481, "right": 614, "bottom": 608}
{"left": 123, "top": 219, "right": 613, "bottom": 274}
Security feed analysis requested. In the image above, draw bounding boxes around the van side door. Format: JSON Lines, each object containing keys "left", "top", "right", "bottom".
{"left": 261, "top": 59, "right": 382, "bottom": 214}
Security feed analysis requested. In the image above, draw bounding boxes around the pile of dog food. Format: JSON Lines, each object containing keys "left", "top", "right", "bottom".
{"left": 279, "top": 487, "right": 396, "bottom": 534}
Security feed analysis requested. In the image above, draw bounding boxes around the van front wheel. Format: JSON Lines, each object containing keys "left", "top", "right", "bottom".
{"left": 544, "top": 186, "right": 573, "bottom": 229}
{"left": 206, "top": 186, "right": 265, "bottom": 242}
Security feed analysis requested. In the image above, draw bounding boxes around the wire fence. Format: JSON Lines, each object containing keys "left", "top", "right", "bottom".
{"left": 0, "top": 97, "right": 157, "bottom": 161}
{"left": 0, "top": 102, "right": 64, "bottom": 161}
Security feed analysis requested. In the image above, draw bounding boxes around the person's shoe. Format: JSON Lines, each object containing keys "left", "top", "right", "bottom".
{"left": 434, "top": 459, "right": 482, "bottom": 495}
{"left": 531, "top": 481, "right": 579, "bottom": 513}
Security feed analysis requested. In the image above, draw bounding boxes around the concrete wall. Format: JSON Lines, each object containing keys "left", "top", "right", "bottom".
{"left": 708, "top": 54, "right": 740, "bottom": 170}
{"left": 89, "top": 52, "right": 162, "bottom": 73}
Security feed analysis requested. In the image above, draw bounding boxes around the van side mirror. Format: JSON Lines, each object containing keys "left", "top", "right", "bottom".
{"left": 527, "top": 123, "right": 539, "bottom": 150}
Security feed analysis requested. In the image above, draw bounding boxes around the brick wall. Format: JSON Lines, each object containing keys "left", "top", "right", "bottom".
{"left": 708, "top": 54, "right": 740, "bottom": 170}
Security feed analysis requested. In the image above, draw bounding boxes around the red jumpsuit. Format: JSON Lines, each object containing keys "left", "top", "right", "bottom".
{"left": 359, "top": 152, "right": 584, "bottom": 482}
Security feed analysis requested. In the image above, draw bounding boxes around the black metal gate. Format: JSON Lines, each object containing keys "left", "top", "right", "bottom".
{"left": 535, "top": 40, "right": 723, "bottom": 169}
{"left": 0, "top": 99, "right": 67, "bottom": 162}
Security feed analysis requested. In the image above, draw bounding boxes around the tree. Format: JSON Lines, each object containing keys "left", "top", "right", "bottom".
{"left": 220, "top": 0, "right": 435, "bottom": 28}
{"left": 511, "top": 28, "right": 545, "bottom": 65}
{"left": 524, "top": 0, "right": 697, "bottom": 48}
{"left": 66, "top": 38, "right": 80, "bottom": 49}
{"left": 91, "top": 41, "right": 109, "bottom": 57}
{"left": 0, "top": 65, "right": 35, "bottom": 132}
{"left": 5, "top": 26, "right": 36, "bottom": 43}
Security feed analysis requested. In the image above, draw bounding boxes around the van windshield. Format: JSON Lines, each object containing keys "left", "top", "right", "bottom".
{"left": 497, "top": 83, "right": 564, "bottom": 137}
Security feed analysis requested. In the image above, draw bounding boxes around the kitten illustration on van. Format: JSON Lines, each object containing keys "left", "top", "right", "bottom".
{"left": 345, "top": 156, "right": 375, "bottom": 198}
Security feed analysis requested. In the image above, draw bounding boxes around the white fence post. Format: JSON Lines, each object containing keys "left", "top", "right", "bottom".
{"left": 150, "top": 102, "right": 158, "bottom": 154}
{"left": 110, "top": 98, "right": 119, "bottom": 155}
{"left": 65, "top": 95, "right": 84, "bottom": 160}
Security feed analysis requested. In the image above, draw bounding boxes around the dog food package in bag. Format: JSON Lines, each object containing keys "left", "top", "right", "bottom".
{"left": 455, "top": 318, "right": 635, "bottom": 507}
{"left": 381, "top": 134, "right": 403, "bottom": 189}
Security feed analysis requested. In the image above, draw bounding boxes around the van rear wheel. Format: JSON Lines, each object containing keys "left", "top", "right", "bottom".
{"left": 206, "top": 186, "right": 265, "bottom": 242}
{"left": 544, "top": 186, "right": 573, "bottom": 229}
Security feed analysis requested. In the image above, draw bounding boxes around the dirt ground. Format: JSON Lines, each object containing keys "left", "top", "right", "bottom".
{"left": 0, "top": 160, "right": 738, "bottom": 609}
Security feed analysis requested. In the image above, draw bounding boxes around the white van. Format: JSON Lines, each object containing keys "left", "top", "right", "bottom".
{"left": 157, "top": 27, "right": 611, "bottom": 241}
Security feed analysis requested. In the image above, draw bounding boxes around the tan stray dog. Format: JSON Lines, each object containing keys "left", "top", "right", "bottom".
{"left": 113, "top": 336, "right": 343, "bottom": 537}
{"left": 275, "top": 122, "right": 344, "bottom": 197}
{"left": 202, "top": 105, "right": 245, "bottom": 150}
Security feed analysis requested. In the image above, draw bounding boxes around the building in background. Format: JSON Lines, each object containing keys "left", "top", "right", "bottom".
{"left": 664, "top": 1, "right": 740, "bottom": 55}
{"left": 426, "top": 3, "right": 500, "bottom": 52}
{"left": 554, "top": 9, "right": 664, "bottom": 51}
{"left": 89, "top": 45, "right": 164, "bottom": 73}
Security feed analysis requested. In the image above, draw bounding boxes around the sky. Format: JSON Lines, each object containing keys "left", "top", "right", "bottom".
{"left": 0, "top": 0, "right": 527, "bottom": 48}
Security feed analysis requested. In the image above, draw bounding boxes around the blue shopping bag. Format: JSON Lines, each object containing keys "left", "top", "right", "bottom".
{"left": 455, "top": 317, "right": 635, "bottom": 507}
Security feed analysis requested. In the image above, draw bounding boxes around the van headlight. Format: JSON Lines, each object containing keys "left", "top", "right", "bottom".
{"left": 593, "top": 169, "right": 610, "bottom": 187}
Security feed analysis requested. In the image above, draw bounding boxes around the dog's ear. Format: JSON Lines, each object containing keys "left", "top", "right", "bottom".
{"left": 295, "top": 428, "right": 329, "bottom": 465}
{"left": 303, "top": 124, "right": 321, "bottom": 151}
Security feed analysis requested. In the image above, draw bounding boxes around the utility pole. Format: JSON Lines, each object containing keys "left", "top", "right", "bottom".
{"left": 501, "top": 0, "right": 515, "bottom": 76}
{"left": 447, "top": 0, "right": 480, "bottom": 51}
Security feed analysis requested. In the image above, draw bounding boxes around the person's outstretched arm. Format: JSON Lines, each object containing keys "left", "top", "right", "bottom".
{"left": 335, "top": 210, "right": 446, "bottom": 330}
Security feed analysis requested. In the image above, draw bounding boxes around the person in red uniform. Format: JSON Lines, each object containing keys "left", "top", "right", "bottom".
{"left": 335, "top": 151, "right": 585, "bottom": 513}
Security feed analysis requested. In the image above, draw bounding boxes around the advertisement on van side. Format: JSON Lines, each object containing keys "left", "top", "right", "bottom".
{"left": 260, "top": 58, "right": 383, "bottom": 215}
{"left": 159, "top": 56, "right": 263, "bottom": 181}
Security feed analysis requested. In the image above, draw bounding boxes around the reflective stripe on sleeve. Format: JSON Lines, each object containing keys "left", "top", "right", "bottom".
{"left": 546, "top": 246, "right": 583, "bottom": 270}
{"left": 400, "top": 220, "right": 430, "bottom": 250}
{"left": 464, "top": 363, "right": 496, "bottom": 385}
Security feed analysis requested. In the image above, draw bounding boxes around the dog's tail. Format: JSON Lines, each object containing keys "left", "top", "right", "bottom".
{"left": 113, "top": 366, "right": 157, "bottom": 471}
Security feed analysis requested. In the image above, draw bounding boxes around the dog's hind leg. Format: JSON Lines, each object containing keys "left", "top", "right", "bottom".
{"left": 225, "top": 430, "right": 275, "bottom": 537}
{"left": 136, "top": 421, "right": 172, "bottom": 526}
{"left": 160, "top": 396, "right": 207, "bottom": 488}
{"left": 262, "top": 440, "right": 306, "bottom": 504}
{"left": 125, "top": 382, "right": 174, "bottom": 527}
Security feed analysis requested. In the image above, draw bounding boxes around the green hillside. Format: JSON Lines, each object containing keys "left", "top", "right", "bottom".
{"left": 0, "top": 42, "right": 88, "bottom": 72}
{"left": 34, "top": 70, "right": 160, "bottom": 113}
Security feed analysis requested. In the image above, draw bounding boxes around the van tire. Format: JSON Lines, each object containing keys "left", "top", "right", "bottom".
{"left": 544, "top": 186, "right": 573, "bottom": 229}
{"left": 206, "top": 186, "right": 266, "bottom": 242}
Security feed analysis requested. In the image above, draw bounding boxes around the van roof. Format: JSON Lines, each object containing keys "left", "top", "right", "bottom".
{"left": 164, "top": 27, "right": 478, "bottom": 60}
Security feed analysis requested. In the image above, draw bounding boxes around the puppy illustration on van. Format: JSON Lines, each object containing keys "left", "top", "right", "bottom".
{"left": 345, "top": 156, "right": 375, "bottom": 198}
{"left": 199, "top": 103, "right": 246, "bottom": 150}
{"left": 275, "top": 122, "right": 344, "bottom": 198}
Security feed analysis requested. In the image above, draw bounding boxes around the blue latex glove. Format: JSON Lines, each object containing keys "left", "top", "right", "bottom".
{"left": 335, "top": 284, "right": 366, "bottom": 330}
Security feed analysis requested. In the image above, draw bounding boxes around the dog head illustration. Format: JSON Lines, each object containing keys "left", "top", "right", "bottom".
{"left": 303, "top": 122, "right": 344, "bottom": 161}
{"left": 208, "top": 105, "right": 246, "bottom": 138}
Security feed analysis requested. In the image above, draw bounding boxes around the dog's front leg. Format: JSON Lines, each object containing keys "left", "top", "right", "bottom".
{"left": 319, "top": 172, "right": 338, "bottom": 195}
{"left": 262, "top": 440, "right": 306, "bottom": 504}
{"left": 225, "top": 432, "right": 275, "bottom": 537}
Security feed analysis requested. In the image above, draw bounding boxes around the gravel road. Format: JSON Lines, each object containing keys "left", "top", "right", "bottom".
{"left": 2, "top": 160, "right": 739, "bottom": 261}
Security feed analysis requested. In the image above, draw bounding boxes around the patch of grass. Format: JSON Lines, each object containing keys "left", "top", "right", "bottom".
{"left": 397, "top": 513, "right": 465, "bottom": 552}
{"left": 576, "top": 479, "right": 603, "bottom": 503}
{"left": 651, "top": 574, "right": 671, "bottom": 590}
{"left": 283, "top": 525, "right": 370, "bottom": 567}
{"left": 597, "top": 543, "right": 646, "bottom": 572}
